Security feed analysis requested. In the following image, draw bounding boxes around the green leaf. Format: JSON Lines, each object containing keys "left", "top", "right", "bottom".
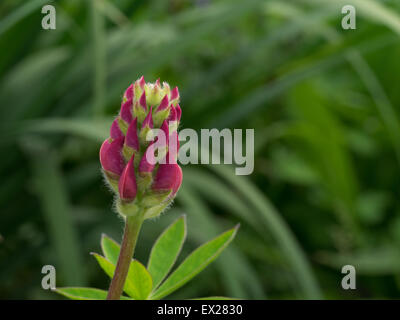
{"left": 101, "top": 234, "right": 120, "bottom": 265}
{"left": 151, "top": 225, "right": 239, "bottom": 300}
{"left": 147, "top": 215, "right": 187, "bottom": 290}
{"left": 191, "top": 296, "right": 239, "bottom": 300}
{"left": 92, "top": 253, "right": 152, "bottom": 300}
{"left": 126, "top": 260, "right": 153, "bottom": 300}
{"left": 55, "top": 287, "right": 132, "bottom": 300}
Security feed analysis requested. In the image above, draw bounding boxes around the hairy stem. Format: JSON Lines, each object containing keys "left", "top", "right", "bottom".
{"left": 106, "top": 214, "right": 144, "bottom": 300}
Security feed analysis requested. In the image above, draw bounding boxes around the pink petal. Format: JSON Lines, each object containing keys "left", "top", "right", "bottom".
{"left": 110, "top": 118, "right": 124, "bottom": 139}
{"left": 175, "top": 104, "right": 182, "bottom": 121}
{"left": 139, "top": 143, "right": 156, "bottom": 173}
{"left": 118, "top": 155, "right": 137, "bottom": 201}
{"left": 168, "top": 131, "right": 179, "bottom": 162}
{"left": 125, "top": 118, "right": 139, "bottom": 151}
{"left": 152, "top": 162, "right": 182, "bottom": 195}
{"left": 138, "top": 76, "right": 145, "bottom": 89}
{"left": 167, "top": 105, "right": 177, "bottom": 122}
{"left": 139, "top": 91, "right": 147, "bottom": 111}
{"left": 142, "top": 106, "right": 153, "bottom": 129}
{"left": 120, "top": 98, "right": 133, "bottom": 124}
{"left": 99, "top": 137, "right": 125, "bottom": 176}
{"left": 170, "top": 87, "right": 179, "bottom": 101}
{"left": 159, "top": 120, "right": 169, "bottom": 145}
{"left": 124, "top": 84, "right": 133, "bottom": 100}
{"left": 157, "top": 94, "right": 169, "bottom": 112}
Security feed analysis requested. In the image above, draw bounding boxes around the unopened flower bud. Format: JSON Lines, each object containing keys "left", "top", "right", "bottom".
{"left": 152, "top": 162, "right": 183, "bottom": 196}
{"left": 100, "top": 136, "right": 125, "bottom": 190}
{"left": 100, "top": 76, "right": 183, "bottom": 219}
{"left": 118, "top": 155, "right": 137, "bottom": 202}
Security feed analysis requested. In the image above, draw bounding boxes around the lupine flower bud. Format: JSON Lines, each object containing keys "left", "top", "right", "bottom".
{"left": 100, "top": 136, "right": 125, "bottom": 190}
{"left": 118, "top": 155, "right": 137, "bottom": 202}
{"left": 153, "top": 161, "right": 183, "bottom": 196}
{"left": 99, "top": 76, "right": 183, "bottom": 219}
{"left": 110, "top": 118, "right": 124, "bottom": 139}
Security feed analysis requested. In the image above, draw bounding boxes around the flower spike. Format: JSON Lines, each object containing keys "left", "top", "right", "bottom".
{"left": 101, "top": 76, "right": 182, "bottom": 219}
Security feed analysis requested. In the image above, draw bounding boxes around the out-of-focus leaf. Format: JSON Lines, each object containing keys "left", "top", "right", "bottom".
{"left": 316, "top": 247, "right": 400, "bottom": 275}
{"left": 191, "top": 296, "right": 239, "bottom": 300}
{"left": 209, "top": 164, "right": 322, "bottom": 299}
{"left": 26, "top": 138, "right": 86, "bottom": 286}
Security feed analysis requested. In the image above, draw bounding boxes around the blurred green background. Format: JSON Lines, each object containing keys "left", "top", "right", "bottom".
{"left": 1, "top": 0, "right": 400, "bottom": 299}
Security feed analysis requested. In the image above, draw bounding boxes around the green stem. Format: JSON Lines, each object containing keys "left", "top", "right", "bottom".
{"left": 106, "top": 214, "right": 144, "bottom": 300}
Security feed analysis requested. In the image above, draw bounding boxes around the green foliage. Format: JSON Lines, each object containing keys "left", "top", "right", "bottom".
{"left": 147, "top": 215, "right": 187, "bottom": 290}
{"left": 56, "top": 217, "right": 238, "bottom": 300}
{"left": 2, "top": 0, "right": 400, "bottom": 299}
{"left": 55, "top": 287, "right": 130, "bottom": 300}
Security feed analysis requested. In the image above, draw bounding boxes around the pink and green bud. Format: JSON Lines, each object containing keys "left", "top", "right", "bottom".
{"left": 120, "top": 98, "right": 133, "bottom": 132}
{"left": 100, "top": 136, "right": 125, "bottom": 190}
{"left": 139, "top": 106, "right": 153, "bottom": 144}
{"left": 123, "top": 84, "right": 133, "bottom": 101}
{"left": 118, "top": 155, "right": 137, "bottom": 202}
{"left": 123, "top": 117, "right": 139, "bottom": 161}
{"left": 175, "top": 104, "right": 182, "bottom": 122}
{"left": 139, "top": 143, "right": 156, "bottom": 174}
{"left": 167, "top": 106, "right": 179, "bottom": 133}
{"left": 170, "top": 87, "right": 180, "bottom": 106}
{"left": 110, "top": 118, "right": 124, "bottom": 140}
{"left": 133, "top": 92, "right": 147, "bottom": 123}
{"left": 100, "top": 76, "right": 183, "bottom": 218}
{"left": 152, "top": 161, "right": 183, "bottom": 196}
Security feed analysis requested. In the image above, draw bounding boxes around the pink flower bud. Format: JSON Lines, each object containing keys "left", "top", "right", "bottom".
{"left": 157, "top": 95, "right": 169, "bottom": 112}
{"left": 142, "top": 106, "right": 153, "bottom": 129}
{"left": 124, "top": 84, "right": 133, "bottom": 100}
{"left": 120, "top": 98, "right": 133, "bottom": 124}
{"left": 99, "top": 137, "right": 125, "bottom": 176}
{"left": 139, "top": 143, "right": 156, "bottom": 173}
{"left": 152, "top": 162, "right": 183, "bottom": 196}
{"left": 101, "top": 76, "right": 183, "bottom": 217}
{"left": 138, "top": 76, "right": 145, "bottom": 89}
{"left": 118, "top": 155, "right": 137, "bottom": 202}
{"left": 139, "top": 91, "right": 147, "bottom": 111}
{"left": 170, "top": 87, "right": 179, "bottom": 101}
{"left": 175, "top": 104, "right": 182, "bottom": 122}
{"left": 110, "top": 118, "right": 124, "bottom": 139}
{"left": 125, "top": 118, "right": 139, "bottom": 151}
{"left": 167, "top": 131, "right": 179, "bottom": 163}
{"left": 160, "top": 120, "right": 169, "bottom": 140}
{"left": 167, "top": 105, "right": 177, "bottom": 122}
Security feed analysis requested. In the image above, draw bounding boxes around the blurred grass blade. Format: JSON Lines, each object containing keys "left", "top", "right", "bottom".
{"left": 178, "top": 185, "right": 266, "bottom": 299}
{"left": 0, "top": 0, "right": 50, "bottom": 36}
{"left": 90, "top": 0, "right": 106, "bottom": 117}
{"left": 12, "top": 118, "right": 110, "bottom": 143}
{"left": 209, "top": 164, "right": 322, "bottom": 299}
{"left": 27, "top": 138, "right": 86, "bottom": 286}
